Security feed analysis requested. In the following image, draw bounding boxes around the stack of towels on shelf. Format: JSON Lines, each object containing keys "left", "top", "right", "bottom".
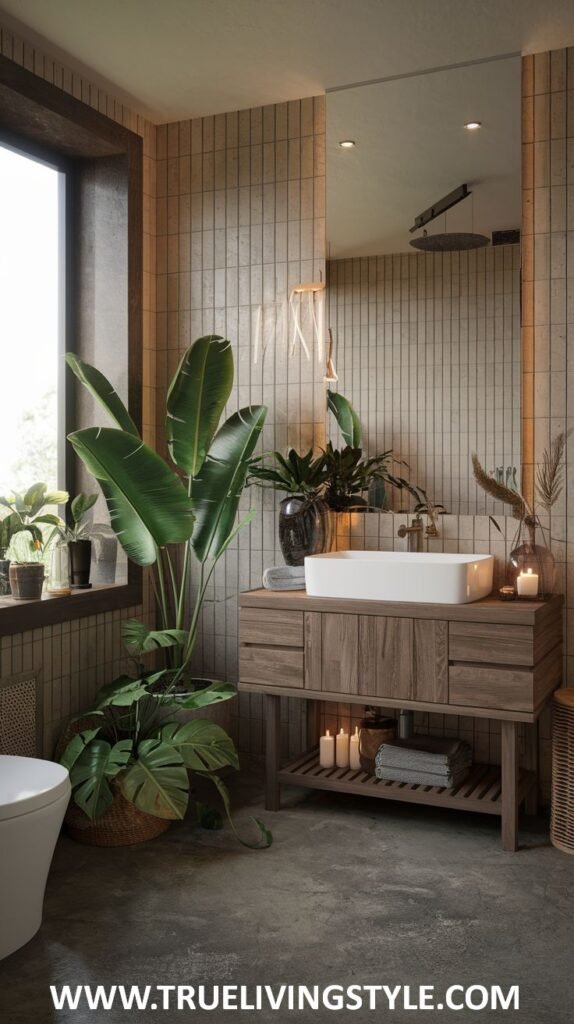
{"left": 262, "top": 565, "right": 306, "bottom": 591}
{"left": 374, "top": 736, "right": 472, "bottom": 789}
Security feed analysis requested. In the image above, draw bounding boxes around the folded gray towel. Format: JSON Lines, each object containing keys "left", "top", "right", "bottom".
{"left": 263, "top": 565, "right": 306, "bottom": 591}
{"left": 374, "top": 736, "right": 472, "bottom": 789}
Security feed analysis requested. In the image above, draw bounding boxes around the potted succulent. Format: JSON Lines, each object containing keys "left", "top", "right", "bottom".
{"left": 0, "top": 484, "right": 68, "bottom": 600}
{"left": 248, "top": 448, "right": 330, "bottom": 565}
{"left": 59, "top": 336, "right": 270, "bottom": 847}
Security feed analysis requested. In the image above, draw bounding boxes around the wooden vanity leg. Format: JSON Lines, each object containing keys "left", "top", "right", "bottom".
{"left": 501, "top": 720, "right": 519, "bottom": 852}
{"left": 524, "top": 721, "right": 539, "bottom": 816}
{"left": 306, "top": 699, "right": 321, "bottom": 750}
{"left": 265, "top": 694, "right": 281, "bottom": 811}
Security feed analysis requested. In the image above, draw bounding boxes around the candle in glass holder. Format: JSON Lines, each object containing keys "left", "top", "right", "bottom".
{"left": 319, "top": 729, "right": 335, "bottom": 768}
{"left": 517, "top": 567, "right": 539, "bottom": 598}
{"left": 336, "top": 728, "right": 350, "bottom": 768}
{"left": 349, "top": 726, "right": 361, "bottom": 769}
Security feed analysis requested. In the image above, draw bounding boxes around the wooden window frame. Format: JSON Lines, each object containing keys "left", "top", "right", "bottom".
{"left": 0, "top": 54, "right": 143, "bottom": 636}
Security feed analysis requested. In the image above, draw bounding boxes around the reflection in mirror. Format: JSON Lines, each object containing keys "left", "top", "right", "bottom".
{"left": 326, "top": 56, "right": 521, "bottom": 515}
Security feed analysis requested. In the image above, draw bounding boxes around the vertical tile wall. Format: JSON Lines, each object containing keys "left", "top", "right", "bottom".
{"left": 154, "top": 99, "right": 327, "bottom": 758}
{"left": 522, "top": 50, "right": 572, "bottom": 689}
{"left": 328, "top": 246, "right": 522, "bottom": 515}
{"left": 0, "top": 22, "right": 157, "bottom": 754}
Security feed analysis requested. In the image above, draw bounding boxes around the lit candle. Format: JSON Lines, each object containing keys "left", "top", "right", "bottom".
{"left": 336, "top": 728, "right": 350, "bottom": 768}
{"left": 319, "top": 729, "right": 335, "bottom": 768}
{"left": 517, "top": 568, "right": 539, "bottom": 598}
{"left": 349, "top": 726, "right": 361, "bottom": 770}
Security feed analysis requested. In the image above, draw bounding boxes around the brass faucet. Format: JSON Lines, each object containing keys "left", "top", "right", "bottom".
{"left": 397, "top": 515, "right": 424, "bottom": 553}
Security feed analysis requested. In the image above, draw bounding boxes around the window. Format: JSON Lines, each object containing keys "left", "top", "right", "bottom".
{"left": 0, "top": 142, "right": 65, "bottom": 494}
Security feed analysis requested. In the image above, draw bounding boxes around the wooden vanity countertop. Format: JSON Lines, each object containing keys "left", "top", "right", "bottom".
{"left": 239, "top": 588, "right": 563, "bottom": 626}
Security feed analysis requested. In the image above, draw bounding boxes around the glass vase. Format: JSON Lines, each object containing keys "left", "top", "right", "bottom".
{"left": 278, "top": 496, "right": 332, "bottom": 566}
{"left": 47, "top": 540, "right": 72, "bottom": 596}
{"left": 508, "top": 518, "right": 555, "bottom": 599}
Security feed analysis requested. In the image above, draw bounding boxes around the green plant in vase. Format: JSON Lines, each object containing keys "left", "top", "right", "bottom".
{"left": 59, "top": 336, "right": 270, "bottom": 847}
{"left": 0, "top": 484, "right": 68, "bottom": 600}
{"left": 248, "top": 448, "right": 330, "bottom": 565}
{"left": 472, "top": 435, "right": 569, "bottom": 597}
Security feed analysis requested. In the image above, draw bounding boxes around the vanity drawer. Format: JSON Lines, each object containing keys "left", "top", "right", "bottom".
{"left": 239, "top": 644, "right": 304, "bottom": 688}
{"left": 449, "top": 621, "right": 535, "bottom": 666}
{"left": 449, "top": 645, "right": 562, "bottom": 713}
{"left": 240, "top": 608, "right": 303, "bottom": 647}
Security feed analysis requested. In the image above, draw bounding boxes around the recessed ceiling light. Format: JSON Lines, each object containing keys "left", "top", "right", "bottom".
{"left": 338, "top": 139, "right": 356, "bottom": 148}
{"left": 464, "top": 121, "right": 482, "bottom": 131}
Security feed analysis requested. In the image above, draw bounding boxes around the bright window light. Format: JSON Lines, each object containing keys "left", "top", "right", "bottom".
{"left": 0, "top": 144, "right": 64, "bottom": 495}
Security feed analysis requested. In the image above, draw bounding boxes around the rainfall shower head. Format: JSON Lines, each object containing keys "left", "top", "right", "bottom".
{"left": 410, "top": 231, "right": 490, "bottom": 252}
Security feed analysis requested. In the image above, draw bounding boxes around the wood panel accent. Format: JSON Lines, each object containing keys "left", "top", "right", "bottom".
{"left": 239, "top": 644, "right": 303, "bottom": 688}
{"left": 304, "top": 612, "right": 323, "bottom": 691}
{"left": 358, "top": 617, "right": 448, "bottom": 703}
{"left": 240, "top": 588, "right": 563, "bottom": 626}
{"left": 320, "top": 614, "right": 359, "bottom": 693}
{"left": 449, "top": 621, "right": 534, "bottom": 666}
{"left": 358, "top": 616, "right": 413, "bottom": 699}
{"left": 414, "top": 619, "right": 449, "bottom": 702}
{"left": 240, "top": 608, "right": 303, "bottom": 648}
{"left": 265, "top": 694, "right": 281, "bottom": 811}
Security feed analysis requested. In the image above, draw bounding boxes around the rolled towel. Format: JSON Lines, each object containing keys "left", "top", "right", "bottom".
{"left": 263, "top": 565, "right": 306, "bottom": 591}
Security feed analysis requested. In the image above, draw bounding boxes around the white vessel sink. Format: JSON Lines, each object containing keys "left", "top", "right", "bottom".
{"left": 304, "top": 550, "right": 494, "bottom": 605}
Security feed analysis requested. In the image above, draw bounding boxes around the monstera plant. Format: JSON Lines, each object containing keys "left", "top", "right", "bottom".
{"left": 59, "top": 335, "right": 270, "bottom": 846}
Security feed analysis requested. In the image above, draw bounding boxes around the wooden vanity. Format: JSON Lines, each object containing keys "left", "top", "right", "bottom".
{"left": 239, "top": 589, "right": 563, "bottom": 851}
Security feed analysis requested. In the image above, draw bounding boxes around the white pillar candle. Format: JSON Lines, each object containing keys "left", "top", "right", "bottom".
{"left": 517, "top": 568, "right": 539, "bottom": 597}
{"left": 319, "top": 729, "right": 335, "bottom": 768}
{"left": 349, "top": 726, "right": 361, "bottom": 770}
{"left": 335, "top": 728, "right": 350, "bottom": 768}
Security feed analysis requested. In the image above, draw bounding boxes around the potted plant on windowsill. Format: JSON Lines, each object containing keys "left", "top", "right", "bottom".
{"left": 59, "top": 336, "right": 270, "bottom": 848}
{"left": 66, "top": 492, "right": 98, "bottom": 587}
{"left": 0, "top": 484, "right": 68, "bottom": 600}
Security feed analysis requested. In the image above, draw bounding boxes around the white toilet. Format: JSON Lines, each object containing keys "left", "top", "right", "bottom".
{"left": 0, "top": 755, "right": 70, "bottom": 959}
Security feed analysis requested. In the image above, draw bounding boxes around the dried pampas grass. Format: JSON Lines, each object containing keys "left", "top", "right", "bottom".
{"left": 471, "top": 453, "right": 531, "bottom": 521}
{"left": 536, "top": 431, "right": 569, "bottom": 513}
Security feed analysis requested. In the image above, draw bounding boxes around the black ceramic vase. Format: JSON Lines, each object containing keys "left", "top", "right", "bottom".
{"left": 278, "top": 495, "right": 330, "bottom": 566}
{"left": 69, "top": 539, "right": 92, "bottom": 587}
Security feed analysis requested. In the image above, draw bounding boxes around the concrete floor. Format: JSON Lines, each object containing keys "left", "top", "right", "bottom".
{"left": 2, "top": 764, "right": 574, "bottom": 1024}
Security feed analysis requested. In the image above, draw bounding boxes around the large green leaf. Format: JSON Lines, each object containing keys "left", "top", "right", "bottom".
{"left": 122, "top": 619, "right": 188, "bottom": 655}
{"left": 192, "top": 405, "right": 267, "bottom": 562}
{"left": 166, "top": 335, "right": 234, "bottom": 477}
{"left": 95, "top": 675, "right": 152, "bottom": 709}
{"left": 67, "top": 428, "right": 195, "bottom": 566}
{"left": 60, "top": 728, "right": 101, "bottom": 772}
{"left": 121, "top": 739, "right": 189, "bottom": 820}
{"left": 71, "top": 492, "right": 98, "bottom": 525}
{"left": 160, "top": 719, "right": 239, "bottom": 772}
{"left": 66, "top": 353, "right": 139, "bottom": 436}
{"left": 327, "top": 390, "right": 362, "bottom": 447}
{"left": 205, "top": 772, "right": 272, "bottom": 849}
{"left": 167, "top": 680, "right": 237, "bottom": 711}
{"left": 70, "top": 738, "right": 133, "bottom": 820}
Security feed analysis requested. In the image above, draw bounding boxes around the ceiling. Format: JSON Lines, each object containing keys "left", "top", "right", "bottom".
{"left": 327, "top": 57, "right": 521, "bottom": 258}
{"left": 1, "top": 0, "right": 574, "bottom": 122}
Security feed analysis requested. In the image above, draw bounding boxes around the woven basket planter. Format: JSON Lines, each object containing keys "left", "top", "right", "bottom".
{"left": 56, "top": 717, "right": 172, "bottom": 847}
{"left": 65, "top": 782, "right": 171, "bottom": 847}
{"left": 551, "top": 689, "right": 574, "bottom": 855}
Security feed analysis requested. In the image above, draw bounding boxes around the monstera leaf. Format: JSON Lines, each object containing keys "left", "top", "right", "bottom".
{"left": 69, "top": 738, "right": 133, "bottom": 820}
{"left": 122, "top": 619, "right": 188, "bottom": 656}
{"left": 160, "top": 719, "right": 239, "bottom": 772}
{"left": 121, "top": 739, "right": 189, "bottom": 820}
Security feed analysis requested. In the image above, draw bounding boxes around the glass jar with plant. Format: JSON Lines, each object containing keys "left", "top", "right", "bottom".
{"left": 248, "top": 448, "right": 330, "bottom": 565}
{"left": 472, "top": 433, "right": 569, "bottom": 597}
{"left": 0, "top": 484, "right": 68, "bottom": 600}
{"left": 59, "top": 336, "right": 270, "bottom": 848}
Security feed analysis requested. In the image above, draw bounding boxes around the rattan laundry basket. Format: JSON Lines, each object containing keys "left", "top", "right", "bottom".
{"left": 551, "top": 689, "right": 574, "bottom": 855}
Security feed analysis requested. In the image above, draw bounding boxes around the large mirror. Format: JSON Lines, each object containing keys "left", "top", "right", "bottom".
{"left": 326, "top": 56, "right": 521, "bottom": 515}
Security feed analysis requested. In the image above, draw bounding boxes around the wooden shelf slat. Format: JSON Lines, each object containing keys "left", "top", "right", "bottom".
{"left": 278, "top": 749, "right": 536, "bottom": 817}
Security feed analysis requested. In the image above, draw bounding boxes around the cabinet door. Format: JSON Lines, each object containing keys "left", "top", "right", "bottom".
{"left": 304, "top": 612, "right": 359, "bottom": 694}
{"left": 359, "top": 616, "right": 448, "bottom": 703}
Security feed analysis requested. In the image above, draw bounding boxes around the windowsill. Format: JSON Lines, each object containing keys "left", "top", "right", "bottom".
{"left": 0, "top": 582, "right": 142, "bottom": 638}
